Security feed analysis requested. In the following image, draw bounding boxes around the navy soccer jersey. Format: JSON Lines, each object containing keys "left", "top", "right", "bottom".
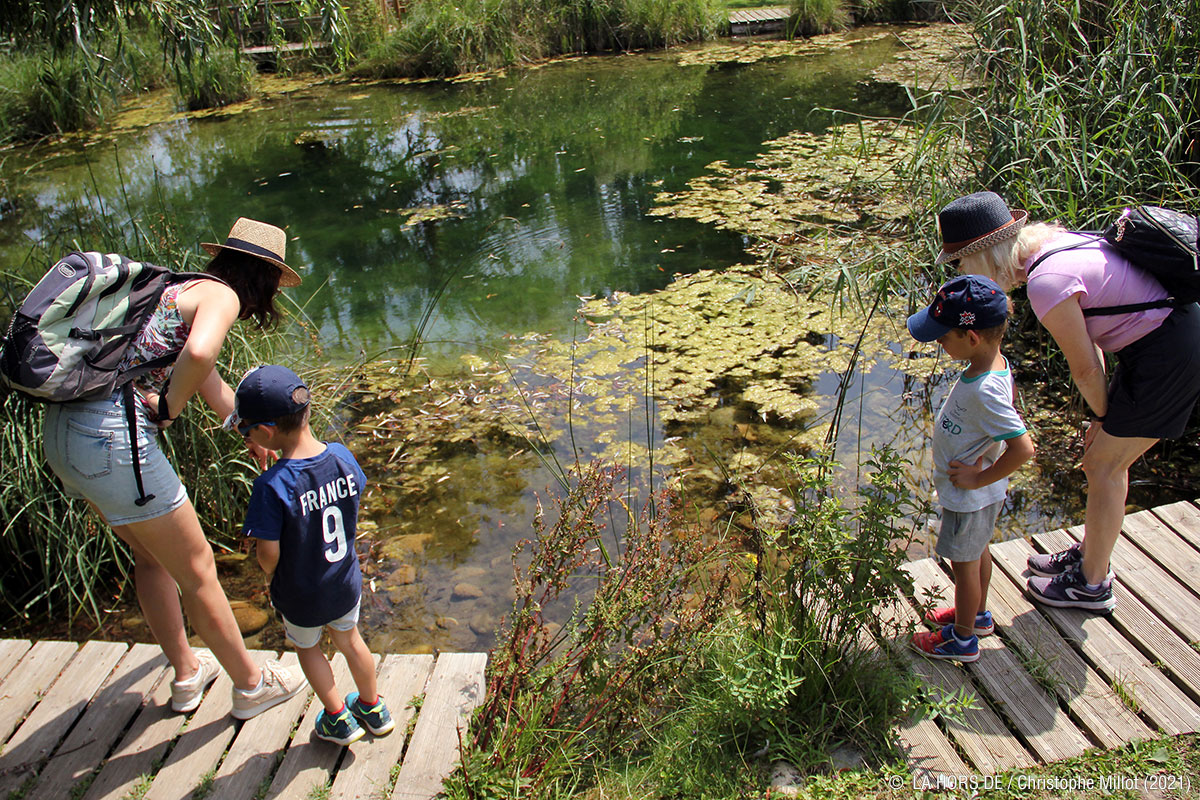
{"left": 244, "top": 442, "right": 367, "bottom": 628}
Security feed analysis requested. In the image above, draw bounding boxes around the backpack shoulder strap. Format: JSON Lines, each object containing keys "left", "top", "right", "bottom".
{"left": 1025, "top": 232, "right": 1104, "bottom": 277}
{"left": 1025, "top": 233, "right": 1177, "bottom": 317}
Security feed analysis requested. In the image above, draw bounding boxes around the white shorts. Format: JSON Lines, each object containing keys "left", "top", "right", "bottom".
{"left": 281, "top": 599, "right": 361, "bottom": 649}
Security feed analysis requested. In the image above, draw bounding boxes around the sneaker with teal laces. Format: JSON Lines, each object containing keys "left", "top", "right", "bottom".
{"left": 315, "top": 705, "right": 365, "bottom": 745}
{"left": 347, "top": 691, "right": 395, "bottom": 736}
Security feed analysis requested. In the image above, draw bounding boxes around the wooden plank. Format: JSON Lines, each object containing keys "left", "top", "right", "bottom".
{"left": 984, "top": 541, "right": 1151, "bottom": 748}
{"left": 28, "top": 644, "right": 167, "bottom": 800}
{"left": 1074, "top": 520, "right": 1200, "bottom": 645}
{"left": 0, "top": 640, "right": 128, "bottom": 797}
{"left": 1120, "top": 510, "right": 1200, "bottom": 602}
{"left": 894, "top": 712, "right": 971, "bottom": 782}
{"left": 1150, "top": 500, "right": 1200, "bottom": 551}
{"left": 211, "top": 653, "right": 311, "bottom": 800}
{"left": 857, "top": 620, "right": 969, "bottom": 779}
{"left": 332, "top": 654, "right": 434, "bottom": 800}
{"left": 877, "top": 574, "right": 1034, "bottom": 774}
{"left": 392, "top": 653, "right": 488, "bottom": 800}
{"left": 994, "top": 535, "right": 1200, "bottom": 735}
{"left": 0, "top": 640, "right": 79, "bottom": 745}
{"left": 267, "top": 654, "right": 356, "bottom": 800}
{"left": 82, "top": 666, "right": 181, "bottom": 800}
{"left": 0, "top": 640, "right": 31, "bottom": 684}
{"left": 144, "top": 650, "right": 278, "bottom": 800}
{"left": 1049, "top": 526, "right": 1200, "bottom": 706}
{"left": 906, "top": 559, "right": 1091, "bottom": 762}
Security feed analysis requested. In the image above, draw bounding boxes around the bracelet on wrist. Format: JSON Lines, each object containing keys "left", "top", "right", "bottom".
{"left": 1092, "top": 414, "right": 1106, "bottom": 423}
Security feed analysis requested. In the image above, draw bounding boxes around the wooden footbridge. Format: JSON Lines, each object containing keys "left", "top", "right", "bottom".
{"left": 5, "top": 500, "right": 1200, "bottom": 795}
{"left": 728, "top": 7, "right": 791, "bottom": 36}
{"left": 0, "top": 646, "right": 485, "bottom": 799}
{"left": 889, "top": 499, "right": 1200, "bottom": 782}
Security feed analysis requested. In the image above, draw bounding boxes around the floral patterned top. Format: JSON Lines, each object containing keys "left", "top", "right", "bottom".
{"left": 119, "top": 280, "right": 201, "bottom": 395}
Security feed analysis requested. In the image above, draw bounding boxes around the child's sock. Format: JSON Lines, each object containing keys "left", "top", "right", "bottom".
{"left": 327, "top": 702, "right": 346, "bottom": 716}
{"left": 951, "top": 628, "right": 974, "bottom": 647}
{"left": 358, "top": 694, "right": 379, "bottom": 707}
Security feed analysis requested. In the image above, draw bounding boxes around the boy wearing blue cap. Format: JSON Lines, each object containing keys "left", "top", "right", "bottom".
{"left": 907, "top": 275, "right": 1035, "bottom": 662}
{"left": 233, "top": 365, "right": 394, "bottom": 745}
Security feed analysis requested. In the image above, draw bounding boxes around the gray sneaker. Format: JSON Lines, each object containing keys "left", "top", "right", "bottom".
{"left": 1027, "top": 542, "right": 1115, "bottom": 581}
{"left": 171, "top": 649, "right": 221, "bottom": 713}
{"left": 1027, "top": 569, "right": 1116, "bottom": 613}
{"left": 231, "top": 660, "right": 308, "bottom": 720}
{"left": 1027, "top": 543, "right": 1083, "bottom": 577}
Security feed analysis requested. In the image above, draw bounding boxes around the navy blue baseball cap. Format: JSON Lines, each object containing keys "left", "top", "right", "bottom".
{"left": 225, "top": 365, "right": 310, "bottom": 431}
{"left": 907, "top": 274, "right": 1008, "bottom": 342}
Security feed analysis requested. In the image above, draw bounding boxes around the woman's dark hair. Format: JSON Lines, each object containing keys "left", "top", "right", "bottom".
{"left": 204, "top": 250, "right": 283, "bottom": 329}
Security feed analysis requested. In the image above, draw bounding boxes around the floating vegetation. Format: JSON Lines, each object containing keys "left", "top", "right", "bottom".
{"left": 649, "top": 118, "right": 924, "bottom": 276}
{"left": 671, "top": 28, "right": 892, "bottom": 68}
{"left": 395, "top": 204, "right": 468, "bottom": 227}
{"left": 868, "top": 22, "right": 978, "bottom": 91}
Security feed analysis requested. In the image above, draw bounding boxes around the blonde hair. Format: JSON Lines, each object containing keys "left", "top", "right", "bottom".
{"left": 957, "top": 222, "right": 1066, "bottom": 290}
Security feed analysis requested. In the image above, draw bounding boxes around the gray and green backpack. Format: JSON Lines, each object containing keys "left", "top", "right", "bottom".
{"left": 1, "top": 251, "right": 218, "bottom": 505}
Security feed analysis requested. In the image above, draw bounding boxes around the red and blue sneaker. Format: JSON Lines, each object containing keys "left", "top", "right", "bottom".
{"left": 911, "top": 624, "right": 979, "bottom": 663}
{"left": 923, "top": 607, "right": 994, "bottom": 636}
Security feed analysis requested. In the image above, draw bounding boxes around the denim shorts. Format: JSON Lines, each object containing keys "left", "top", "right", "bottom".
{"left": 934, "top": 500, "right": 1002, "bottom": 562}
{"left": 280, "top": 599, "right": 361, "bottom": 649}
{"left": 42, "top": 392, "right": 187, "bottom": 526}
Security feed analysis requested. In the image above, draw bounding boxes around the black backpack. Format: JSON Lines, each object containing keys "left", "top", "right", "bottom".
{"left": 1, "top": 251, "right": 220, "bottom": 505}
{"left": 1027, "top": 205, "right": 1200, "bottom": 316}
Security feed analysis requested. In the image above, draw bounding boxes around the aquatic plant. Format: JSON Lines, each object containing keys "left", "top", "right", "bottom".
{"left": 446, "top": 449, "right": 930, "bottom": 796}
{"left": 448, "top": 462, "right": 733, "bottom": 796}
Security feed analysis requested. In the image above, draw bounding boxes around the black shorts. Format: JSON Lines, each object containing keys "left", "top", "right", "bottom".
{"left": 1107, "top": 303, "right": 1200, "bottom": 439}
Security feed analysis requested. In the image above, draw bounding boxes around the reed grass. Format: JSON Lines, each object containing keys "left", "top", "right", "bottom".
{"left": 355, "top": 0, "right": 723, "bottom": 79}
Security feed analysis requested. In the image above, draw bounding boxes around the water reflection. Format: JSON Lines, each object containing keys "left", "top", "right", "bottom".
{"left": 1, "top": 31, "right": 965, "bottom": 652}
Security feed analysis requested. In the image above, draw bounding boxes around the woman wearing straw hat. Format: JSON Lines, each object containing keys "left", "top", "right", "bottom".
{"left": 935, "top": 191, "right": 1200, "bottom": 613}
{"left": 42, "top": 218, "right": 307, "bottom": 718}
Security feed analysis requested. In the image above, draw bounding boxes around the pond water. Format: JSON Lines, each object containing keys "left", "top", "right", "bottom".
{"left": 0, "top": 27, "right": 1125, "bottom": 652}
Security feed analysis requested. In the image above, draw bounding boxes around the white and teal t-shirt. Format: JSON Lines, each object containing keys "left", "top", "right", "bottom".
{"left": 933, "top": 357, "right": 1027, "bottom": 513}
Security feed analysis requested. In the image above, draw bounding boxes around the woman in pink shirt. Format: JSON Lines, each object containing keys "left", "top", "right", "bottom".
{"left": 933, "top": 191, "right": 1200, "bottom": 612}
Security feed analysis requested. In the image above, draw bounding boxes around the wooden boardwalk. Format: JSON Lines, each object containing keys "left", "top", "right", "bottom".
{"left": 728, "top": 7, "right": 790, "bottom": 35}
{"left": 0, "top": 645, "right": 486, "bottom": 800}
{"left": 889, "top": 499, "right": 1200, "bottom": 781}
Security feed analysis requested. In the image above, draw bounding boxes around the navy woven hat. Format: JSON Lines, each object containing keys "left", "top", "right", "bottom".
{"left": 935, "top": 191, "right": 1028, "bottom": 264}
{"left": 907, "top": 274, "right": 1009, "bottom": 342}
{"left": 225, "top": 365, "right": 310, "bottom": 430}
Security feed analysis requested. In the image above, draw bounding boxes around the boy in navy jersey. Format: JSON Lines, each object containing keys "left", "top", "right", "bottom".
{"left": 234, "top": 365, "right": 394, "bottom": 745}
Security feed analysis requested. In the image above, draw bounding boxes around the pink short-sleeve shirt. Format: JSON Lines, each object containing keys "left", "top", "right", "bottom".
{"left": 1025, "top": 233, "right": 1171, "bottom": 352}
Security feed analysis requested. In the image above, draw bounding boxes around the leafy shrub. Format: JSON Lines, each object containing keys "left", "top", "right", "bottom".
{"left": 648, "top": 447, "right": 926, "bottom": 787}
{"left": 449, "top": 463, "right": 732, "bottom": 796}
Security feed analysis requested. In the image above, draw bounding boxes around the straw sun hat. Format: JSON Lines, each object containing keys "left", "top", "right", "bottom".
{"left": 935, "top": 191, "right": 1028, "bottom": 264}
{"left": 201, "top": 217, "right": 302, "bottom": 287}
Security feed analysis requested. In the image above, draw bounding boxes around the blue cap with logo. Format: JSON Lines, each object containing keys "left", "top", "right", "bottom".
{"left": 907, "top": 274, "right": 1008, "bottom": 343}
{"left": 224, "top": 364, "right": 310, "bottom": 432}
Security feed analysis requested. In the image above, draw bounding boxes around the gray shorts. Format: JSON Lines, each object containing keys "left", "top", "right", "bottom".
{"left": 280, "top": 600, "right": 361, "bottom": 649}
{"left": 934, "top": 501, "right": 1002, "bottom": 562}
{"left": 42, "top": 393, "right": 188, "bottom": 526}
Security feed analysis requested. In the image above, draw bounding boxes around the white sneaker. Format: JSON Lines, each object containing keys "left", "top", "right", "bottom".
{"left": 170, "top": 649, "right": 221, "bottom": 713}
{"left": 230, "top": 660, "right": 307, "bottom": 720}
